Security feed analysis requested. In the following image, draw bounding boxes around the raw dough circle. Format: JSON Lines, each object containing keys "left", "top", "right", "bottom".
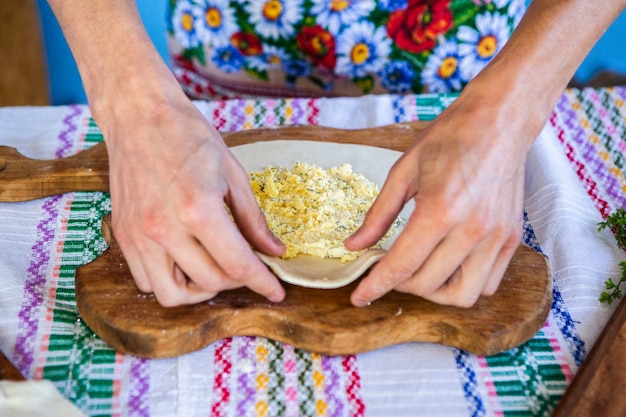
{"left": 231, "top": 140, "right": 413, "bottom": 289}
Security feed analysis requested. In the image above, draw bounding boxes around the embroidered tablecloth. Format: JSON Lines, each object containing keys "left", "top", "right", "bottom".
{"left": 1, "top": 87, "right": 625, "bottom": 416}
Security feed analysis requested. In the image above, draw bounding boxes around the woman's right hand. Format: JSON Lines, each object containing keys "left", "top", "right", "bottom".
{"left": 99, "top": 94, "right": 287, "bottom": 307}
{"left": 45, "top": 0, "right": 286, "bottom": 307}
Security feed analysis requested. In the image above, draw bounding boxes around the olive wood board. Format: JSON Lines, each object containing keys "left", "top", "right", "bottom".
{"left": 0, "top": 123, "right": 552, "bottom": 358}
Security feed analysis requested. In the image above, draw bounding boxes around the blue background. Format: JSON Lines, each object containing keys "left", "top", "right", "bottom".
{"left": 37, "top": 0, "right": 626, "bottom": 105}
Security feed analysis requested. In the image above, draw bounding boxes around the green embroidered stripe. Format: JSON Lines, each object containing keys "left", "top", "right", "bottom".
{"left": 267, "top": 339, "right": 286, "bottom": 416}
{"left": 595, "top": 89, "right": 626, "bottom": 170}
{"left": 274, "top": 100, "right": 287, "bottom": 125}
{"left": 484, "top": 331, "right": 569, "bottom": 416}
{"left": 42, "top": 191, "right": 116, "bottom": 415}
{"left": 577, "top": 90, "right": 615, "bottom": 156}
{"left": 295, "top": 348, "right": 315, "bottom": 417}
{"left": 39, "top": 122, "right": 119, "bottom": 416}
{"left": 253, "top": 99, "right": 267, "bottom": 127}
{"left": 85, "top": 118, "right": 102, "bottom": 144}
{"left": 607, "top": 89, "right": 626, "bottom": 139}
{"left": 415, "top": 93, "right": 459, "bottom": 120}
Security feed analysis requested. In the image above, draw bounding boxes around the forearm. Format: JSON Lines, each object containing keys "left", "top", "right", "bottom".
{"left": 465, "top": 0, "right": 626, "bottom": 141}
{"left": 46, "top": 1, "right": 185, "bottom": 135}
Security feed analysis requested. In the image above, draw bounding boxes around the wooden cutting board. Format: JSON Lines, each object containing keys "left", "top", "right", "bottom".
{"left": 0, "top": 122, "right": 552, "bottom": 358}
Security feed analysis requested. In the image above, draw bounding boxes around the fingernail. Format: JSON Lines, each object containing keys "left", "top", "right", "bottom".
{"left": 351, "top": 296, "right": 371, "bottom": 308}
{"left": 344, "top": 235, "right": 358, "bottom": 251}
{"left": 267, "top": 287, "right": 286, "bottom": 303}
{"left": 272, "top": 234, "right": 285, "bottom": 248}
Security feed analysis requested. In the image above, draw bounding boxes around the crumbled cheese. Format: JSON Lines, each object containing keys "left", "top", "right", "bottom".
{"left": 249, "top": 162, "right": 399, "bottom": 262}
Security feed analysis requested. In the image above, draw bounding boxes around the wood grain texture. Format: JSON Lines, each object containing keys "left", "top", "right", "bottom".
{"left": 77, "top": 215, "right": 551, "bottom": 358}
{"left": 0, "top": 144, "right": 109, "bottom": 202}
{"left": 552, "top": 296, "right": 626, "bottom": 417}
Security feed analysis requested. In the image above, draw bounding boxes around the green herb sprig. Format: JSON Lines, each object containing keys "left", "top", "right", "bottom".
{"left": 599, "top": 262, "right": 626, "bottom": 305}
{"left": 598, "top": 208, "right": 626, "bottom": 250}
{"left": 598, "top": 208, "right": 626, "bottom": 304}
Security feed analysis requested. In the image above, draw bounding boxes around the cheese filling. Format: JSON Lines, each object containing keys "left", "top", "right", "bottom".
{"left": 249, "top": 162, "right": 400, "bottom": 262}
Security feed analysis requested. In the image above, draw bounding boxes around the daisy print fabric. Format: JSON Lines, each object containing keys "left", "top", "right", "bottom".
{"left": 167, "top": 0, "right": 526, "bottom": 98}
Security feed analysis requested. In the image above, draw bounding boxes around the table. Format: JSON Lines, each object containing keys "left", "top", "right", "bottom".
{"left": 1, "top": 88, "right": 625, "bottom": 416}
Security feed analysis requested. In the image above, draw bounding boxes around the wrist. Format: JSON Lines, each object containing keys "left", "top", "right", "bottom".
{"left": 466, "top": 59, "right": 556, "bottom": 140}
{"left": 86, "top": 53, "right": 186, "bottom": 134}
{"left": 48, "top": 1, "right": 188, "bottom": 135}
{"left": 447, "top": 70, "right": 549, "bottom": 157}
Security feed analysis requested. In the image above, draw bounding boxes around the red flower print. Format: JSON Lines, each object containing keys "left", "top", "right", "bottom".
{"left": 387, "top": 0, "right": 453, "bottom": 54}
{"left": 173, "top": 54, "right": 196, "bottom": 71}
{"left": 230, "top": 32, "right": 263, "bottom": 56}
{"left": 296, "top": 25, "right": 337, "bottom": 70}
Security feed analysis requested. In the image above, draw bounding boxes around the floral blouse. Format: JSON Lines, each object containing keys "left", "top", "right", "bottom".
{"left": 167, "top": 0, "right": 525, "bottom": 99}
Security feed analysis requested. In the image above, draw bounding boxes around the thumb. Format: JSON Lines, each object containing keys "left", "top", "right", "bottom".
{"left": 225, "top": 162, "right": 285, "bottom": 257}
{"left": 345, "top": 175, "right": 410, "bottom": 251}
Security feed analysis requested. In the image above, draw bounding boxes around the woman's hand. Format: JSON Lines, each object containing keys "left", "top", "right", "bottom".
{"left": 344, "top": 0, "right": 626, "bottom": 308}
{"left": 345, "top": 84, "right": 533, "bottom": 308}
{"left": 102, "top": 97, "right": 286, "bottom": 307}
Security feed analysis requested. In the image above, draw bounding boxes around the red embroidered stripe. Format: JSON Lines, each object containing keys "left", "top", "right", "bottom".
{"left": 341, "top": 355, "right": 365, "bottom": 417}
{"left": 212, "top": 338, "right": 233, "bottom": 417}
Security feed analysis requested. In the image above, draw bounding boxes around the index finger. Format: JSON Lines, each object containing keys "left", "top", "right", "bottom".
{"left": 189, "top": 197, "right": 286, "bottom": 303}
{"left": 350, "top": 199, "right": 450, "bottom": 307}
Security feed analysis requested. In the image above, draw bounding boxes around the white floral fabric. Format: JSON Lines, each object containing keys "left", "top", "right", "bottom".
{"left": 166, "top": 0, "right": 526, "bottom": 98}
